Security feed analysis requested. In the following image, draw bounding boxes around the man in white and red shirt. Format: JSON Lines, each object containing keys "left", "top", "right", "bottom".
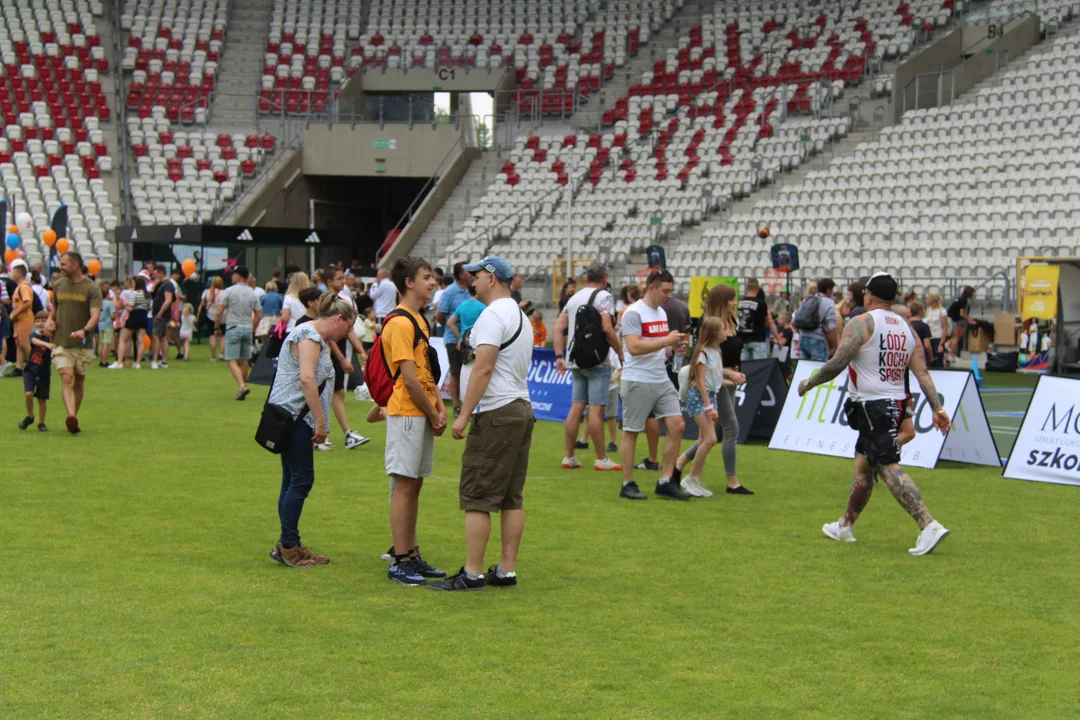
{"left": 617, "top": 269, "right": 689, "bottom": 501}
{"left": 798, "top": 272, "right": 952, "bottom": 556}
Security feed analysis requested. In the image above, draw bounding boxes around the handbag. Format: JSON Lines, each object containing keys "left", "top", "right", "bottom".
{"left": 255, "top": 358, "right": 328, "bottom": 453}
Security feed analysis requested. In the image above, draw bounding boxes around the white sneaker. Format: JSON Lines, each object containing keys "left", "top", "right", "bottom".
{"left": 314, "top": 442, "right": 334, "bottom": 451}
{"left": 107, "top": 362, "right": 124, "bottom": 369}
{"left": 909, "top": 521, "right": 950, "bottom": 556}
{"left": 695, "top": 478, "right": 715, "bottom": 498}
{"left": 0, "top": 363, "right": 13, "bottom": 377}
{"left": 561, "top": 456, "right": 583, "bottom": 469}
{"left": 209, "top": 357, "right": 216, "bottom": 362}
{"left": 133, "top": 363, "right": 141, "bottom": 369}
{"left": 593, "top": 457, "right": 622, "bottom": 471}
{"left": 151, "top": 362, "right": 159, "bottom": 369}
{"left": 159, "top": 362, "right": 168, "bottom": 369}
{"left": 680, "top": 477, "right": 707, "bottom": 498}
{"left": 344, "top": 430, "right": 370, "bottom": 449}
{"left": 822, "top": 519, "right": 857, "bottom": 543}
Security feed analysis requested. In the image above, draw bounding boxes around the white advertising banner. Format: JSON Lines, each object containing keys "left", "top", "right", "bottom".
{"left": 1003, "top": 376, "right": 1080, "bottom": 487}
{"left": 768, "top": 361, "right": 999, "bottom": 469}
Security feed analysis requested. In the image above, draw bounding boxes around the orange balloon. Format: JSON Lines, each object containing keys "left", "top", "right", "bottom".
{"left": 56, "top": 237, "right": 70, "bottom": 253}
{"left": 88, "top": 259, "right": 102, "bottom": 275}
{"left": 182, "top": 258, "right": 196, "bottom": 278}
{"left": 4, "top": 248, "right": 15, "bottom": 263}
{"left": 144, "top": 334, "right": 152, "bottom": 350}
{"left": 7, "top": 225, "right": 18, "bottom": 236}
{"left": 42, "top": 228, "right": 57, "bottom": 247}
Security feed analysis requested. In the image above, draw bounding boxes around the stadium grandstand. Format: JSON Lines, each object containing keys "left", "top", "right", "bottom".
{"left": 0, "top": 0, "right": 1075, "bottom": 320}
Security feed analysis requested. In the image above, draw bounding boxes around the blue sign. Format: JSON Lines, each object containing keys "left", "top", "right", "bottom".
{"left": 527, "top": 348, "right": 574, "bottom": 421}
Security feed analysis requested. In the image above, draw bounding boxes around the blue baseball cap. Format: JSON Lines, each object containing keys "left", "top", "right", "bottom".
{"left": 464, "top": 255, "right": 514, "bottom": 282}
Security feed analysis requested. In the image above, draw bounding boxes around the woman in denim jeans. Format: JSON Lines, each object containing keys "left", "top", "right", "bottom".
{"left": 267, "top": 293, "right": 355, "bottom": 568}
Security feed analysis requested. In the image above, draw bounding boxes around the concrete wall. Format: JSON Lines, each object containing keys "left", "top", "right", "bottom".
{"left": 301, "top": 123, "right": 463, "bottom": 177}
{"left": 379, "top": 146, "right": 479, "bottom": 269}
{"left": 893, "top": 16, "right": 1039, "bottom": 121}
{"left": 356, "top": 67, "right": 513, "bottom": 94}
{"left": 235, "top": 149, "right": 311, "bottom": 228}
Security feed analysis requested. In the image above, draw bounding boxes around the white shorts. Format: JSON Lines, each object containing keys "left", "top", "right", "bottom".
{"left": 385, "top": 415, "right": 435, "bottom": 479}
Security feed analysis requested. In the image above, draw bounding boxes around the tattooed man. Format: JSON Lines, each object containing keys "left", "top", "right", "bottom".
{"left": 798, "top": 273, "right": 951, "bottom": 556}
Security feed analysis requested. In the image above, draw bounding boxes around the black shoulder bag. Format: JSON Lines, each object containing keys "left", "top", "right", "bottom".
{"left": 255, "top": 355, "right": 328, "bottom": 454}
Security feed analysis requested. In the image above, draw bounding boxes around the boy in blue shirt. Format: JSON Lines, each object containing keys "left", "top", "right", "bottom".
{"left": 19, "top": 312, "right": 56, "bottom": 431}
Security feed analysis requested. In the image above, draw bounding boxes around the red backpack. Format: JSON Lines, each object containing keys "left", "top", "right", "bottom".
{"left": 364, "top": 309, "right": 441, "bottom": 407}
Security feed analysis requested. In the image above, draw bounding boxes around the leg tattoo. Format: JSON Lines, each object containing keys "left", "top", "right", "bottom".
{"left": 844, "top": 474, "right": 874, "bottom": 527}
{"left": 880, "top": 464, "right": 932, "bottom": 529}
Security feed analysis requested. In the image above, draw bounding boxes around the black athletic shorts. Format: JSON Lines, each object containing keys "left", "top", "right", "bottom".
{"left": 846, "top": 398, "right": 903, "bottom": 467}
{"left": 332, "top": 355, "right": 346, "bottom": 392}
{"left": 446, "top": 343, "right": 463, "bottom": 375}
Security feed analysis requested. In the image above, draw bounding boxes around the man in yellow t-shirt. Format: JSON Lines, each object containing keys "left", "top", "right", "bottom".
{"left": 382, "top": 255, "right": 447, "bottom": 586}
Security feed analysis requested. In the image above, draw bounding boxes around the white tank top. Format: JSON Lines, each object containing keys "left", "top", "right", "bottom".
{"left": 848, "top": 308, "right": 916, "bottom": 402}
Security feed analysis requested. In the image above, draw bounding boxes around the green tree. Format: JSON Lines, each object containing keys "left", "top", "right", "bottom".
{"left": 435, "top": 107, "right": 452, "bottom": 124}
{"left": 475, "top": 121, "right": 491, "bottom": 149}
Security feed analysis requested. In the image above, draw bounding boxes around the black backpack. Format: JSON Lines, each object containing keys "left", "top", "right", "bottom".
{"left": 792, "top": 294, "right": 821, "bottom": 331}
{"left": 569, "top": 289, "right": 609, "bottom": 369}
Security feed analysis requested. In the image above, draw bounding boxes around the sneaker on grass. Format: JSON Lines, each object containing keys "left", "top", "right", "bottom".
{"left": 314, "top": 442, "right": 334, "bottom": 452}
{"left": 680, "top": 477, "right": 708, "bottom": 498}
{"left": 574, "top": 440, "right": 589, "bottom": 449}
{"left": 18, "top": 416, "right": 33, "bottom": 430}
{"left": 909, "top": 521, "right": 950, "bottom": 556}
{"left": 107, "top": 362, "right": 124, "bottom": 369}
{"left": 299, "top": 546, "right": 330, "bottom": 564}
{"left": 822, "top": 520, "right": 857, "bottom": 543}
{"left": 344, "top": 430, "right": 371, "bottom": 449}
{"left": 619, "top": 481, "right": 647, "bottom": 500}
{"left": 594, "top": 457, "right": 622, "bottom": 471}
{"left": 635, "top": 458, "right": 659, "bottom": 471}
{"left": 413, "top": 552, "right": 447, "bottom": 579}
{"left": 607, "top": 441, "right": 618, "bottom": 453}
{"left": 270, "top": 542, "right": 317, "bottom": 568}
{"left": 428, "top": 568, "right": 486, "bottom": 591}
{"left": 655, "top": 480, "right": 691, "bottom": 501}
{"left": 388, "top": 559, "right": 428, "bottom": 586}
{"left": 561, "top": 456, "right": 583, "bottom": 469}
{"left": 37, "top": 423, "right": 47, "bottom": 432}
{"left": 485, "top": 565, "right": 517, "bottom": 588}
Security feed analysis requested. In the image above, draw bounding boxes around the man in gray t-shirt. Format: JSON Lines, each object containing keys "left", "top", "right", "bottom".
{"left": 215, "top": 266, "right": 262, "bottom": 400}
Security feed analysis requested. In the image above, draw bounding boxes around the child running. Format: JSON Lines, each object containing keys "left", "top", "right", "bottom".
{"left": 19, "top": 312, "right": 55, "bottom": 431}
{"left": 179, "top": 303, "right": 196, "bottom": 360}
{"left": 680, "top": 316, "right": 728, "bottom": 497}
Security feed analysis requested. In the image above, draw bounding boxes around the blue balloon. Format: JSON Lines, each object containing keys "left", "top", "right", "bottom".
{"left": 5, "top": 233, "right": 20, "bottom": 250}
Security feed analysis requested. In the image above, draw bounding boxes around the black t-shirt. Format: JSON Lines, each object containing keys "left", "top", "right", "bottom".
{"left": 720, "top": 334, "right": 744, "bottom": 370}
{"left": 848, "top": 305, "right": 866, "bottom": 318}
{"left": 912, "top": 319, "right": 932, "bottom": 362}
{"left": 510, "top": 288, "right": 522, "bottom": 304}
{"left": 947, "top": 295, "right": 968, "bottom": 321}
{"left": 28, "top": 330, "right": 52, "bottom": 367}
{"left": 736, "top": 292, "right": 769, "bottom": 342}
{"left": 355, "top": 293, "right": 374, "bottom": 318}
{"left": 152, "top": 279, "right": 173, "bottom": 314}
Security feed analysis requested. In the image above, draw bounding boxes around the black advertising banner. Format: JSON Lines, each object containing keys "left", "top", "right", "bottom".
{"left": 247, "top": 348, "right": 277, "bottom": 386}
{"left": 115, "top": 225, "right": 359, "bottom": 247}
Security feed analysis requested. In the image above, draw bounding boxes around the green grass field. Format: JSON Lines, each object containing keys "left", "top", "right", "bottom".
{"left": 2, "top": 345, "right": 1078, "bottom": 719}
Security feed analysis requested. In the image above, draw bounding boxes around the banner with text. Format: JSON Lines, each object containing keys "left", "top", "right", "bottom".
{"left": 528, "top": 348, "right": 576, "bottom": 421}
{"left": 768, "top": 361, "right": 999, "bottom": 469}
{"left": 1003, "top": 375, "right": 1080, "bottom": 487}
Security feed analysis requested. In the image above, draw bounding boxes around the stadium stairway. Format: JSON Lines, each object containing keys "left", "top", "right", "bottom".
{"left": 99, "top": 0, "right": 124, "bottom": 224}
{"left": 210, "top": 0, "right": 273, "bottom": 131}
{"left": 409, "top": 150, "right": 505, "bottom": 264}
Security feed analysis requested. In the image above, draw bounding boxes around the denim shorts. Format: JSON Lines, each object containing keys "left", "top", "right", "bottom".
{"left": 685, "top": 385, "right": 709, "bottom": 417}
{"left": 741, "top": 340, "right": 769, "bottom": 361}
{"left": 572, "top": 365, "right": 612, "bottom": 406}
{"left": 800, "top": 335, "right": 828, "bottom": 362}
{"left": 224, "top": 326, "right": 252, "bottom": 361}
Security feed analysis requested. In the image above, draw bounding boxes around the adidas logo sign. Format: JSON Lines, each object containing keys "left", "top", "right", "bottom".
{"left": 236, "top": 229, "right": 254, "bottom": 241}
{"left": 304, "top": 231, "right": 321, "bottom": 244}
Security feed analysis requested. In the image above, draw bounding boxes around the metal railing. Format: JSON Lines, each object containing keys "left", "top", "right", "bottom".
{"left": 214, "top": 130, "right": 303, "bottom": 225}
{"left": 901, "top": 69, "right": 956, "bottom": 114}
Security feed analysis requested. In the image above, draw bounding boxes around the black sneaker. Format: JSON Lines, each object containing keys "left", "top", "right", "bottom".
{"left": 574, "top": 440, "right": 589, "bottom": 449}
{"left": 486, "top": 564, "right": 518, "bottom": 588}
{"left": 10, "top": 368, "right": 23, "bottom": 377}
{"left": 37, "top": 423, "right": 47, "bottom": 432}
{"left": 18, "top": 415, "right": 33, "bottom": 430}
{"left": 655, "top": 480, "right": 692, "bottom": 501}
{"left": 635, "top": 458, "right": 659, "bottom": 471}
{"left": 726, "top": 485, "right": 755, "bottom": 495}
{"left": 388, "top": 559, "right": 427, "bottom": 586}
{"left": 619, "top": 481, "right": 648, "bottom": 500}
{"left": 607, "top": 441, "right": 618, "bottom": 453}
{"left": 413, "top": 552, "right": 447, "bottom": 579}
{"left": 428, "top": 567, "right": 486, "bottom": 591}
{"left": 670, "top": 463, "right": 683, "bottom": 487}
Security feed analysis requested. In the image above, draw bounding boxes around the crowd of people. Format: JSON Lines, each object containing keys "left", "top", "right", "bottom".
{"left": 3, "top": 251, "right": 962, "bottom": 582}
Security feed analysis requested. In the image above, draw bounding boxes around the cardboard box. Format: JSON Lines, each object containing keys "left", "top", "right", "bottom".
{"left": 994, "top": 313, "right": 1021, "bottom": 346}
{"left": 968, "top": 326, "right": 991, "bottom": 353}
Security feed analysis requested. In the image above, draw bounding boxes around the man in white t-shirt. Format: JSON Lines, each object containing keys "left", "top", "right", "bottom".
{"left": 617, "top": 269, "right": 689, "bottom": 501}
{"left": 553, "top": 262, "right": 623, "bottom": 471}
{"left": 369, "top": 268, "right": 398, "bottom": 324}
{"left": 432, "top": 256, "right": 533, "bottom": 591}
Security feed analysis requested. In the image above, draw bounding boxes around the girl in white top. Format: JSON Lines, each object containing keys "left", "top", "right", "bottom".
{"left": 280, "top": 271, "right": 312, "bottom": 332}
{"left": 198, "top": 276, "right": 225, "bottom": 361}
{"left": 683, "top": 316, "right": 729, "bottom": 497}
{"left": 179, "top": 303, "right": 197, "bottom": 360}
{"left": 923, "top": 292, "right": 947, "bottom": 366}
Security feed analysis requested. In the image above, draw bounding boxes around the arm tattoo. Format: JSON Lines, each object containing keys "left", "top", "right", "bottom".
{"left": 907, "top": 339, "right": 944, "bottom": 412}
{"left": 880, "top": 465, "right": 932, "bottom": 529}
{"left": 806, "top": 315, "right": 873, "bottom": 389}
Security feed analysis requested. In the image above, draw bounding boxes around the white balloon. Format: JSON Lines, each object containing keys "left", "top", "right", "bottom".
{"left": 15, "top": 212, "right": 32, "bottom": 234}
